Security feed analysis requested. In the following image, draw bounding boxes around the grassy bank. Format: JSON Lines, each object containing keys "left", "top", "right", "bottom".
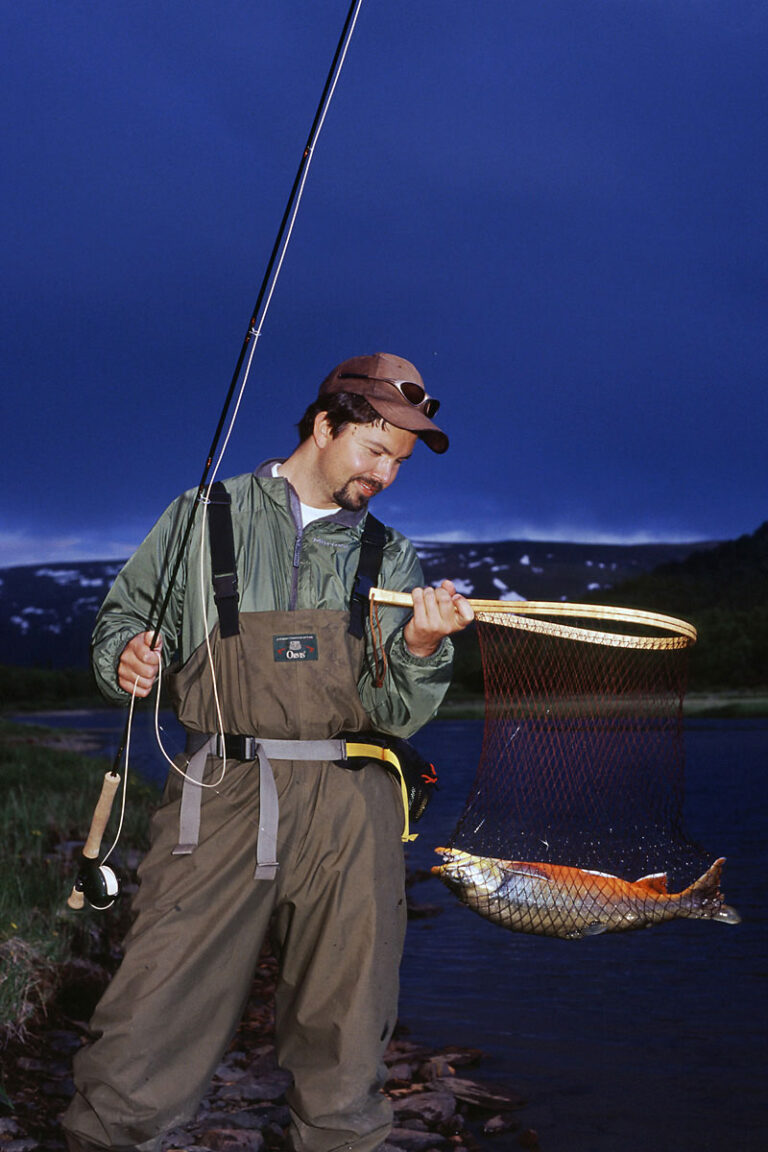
{"left": 0, "top": 665, "right": 103, "bottom": 711}
{"left": 0, "top": 719, "right": 159, "bottom": 1044}
{"left": 683, "top": 690, "right": 768, "bottom": 718}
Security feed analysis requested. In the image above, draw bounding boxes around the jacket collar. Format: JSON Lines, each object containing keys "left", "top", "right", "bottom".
{"left": 255, "top": 459, "right": 369, "bottom": 529}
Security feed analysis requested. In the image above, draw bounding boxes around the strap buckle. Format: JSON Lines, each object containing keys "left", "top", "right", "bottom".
{"left": 213, "top": 571, "right": 238, "bottom": 601}
{"left": 215, "top": 734, "right": 258, "bottom": 761}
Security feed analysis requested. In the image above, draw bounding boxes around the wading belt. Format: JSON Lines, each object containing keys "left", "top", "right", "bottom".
{"left": 172, "top": 733, "right": 428, "bottom": 879}
{"left": 173, "top": 735, "right": 348, "bottom": 880}
{"left": 206, "top": 480, "right": 386, "bottom": 639}
{"left": 342, "top": 740, "right": 423, "bottom": 843}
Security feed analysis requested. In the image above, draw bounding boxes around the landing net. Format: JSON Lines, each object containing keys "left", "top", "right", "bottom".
{"left": 450, "top": 602, "right": 703, "bottom": 884}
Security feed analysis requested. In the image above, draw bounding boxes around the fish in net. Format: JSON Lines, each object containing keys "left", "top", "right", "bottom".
{"left": 432, "top": 600, "right": 740, "bottom": 939}
{"left": 369, "top": 590, "right": 740, "bottom": 940}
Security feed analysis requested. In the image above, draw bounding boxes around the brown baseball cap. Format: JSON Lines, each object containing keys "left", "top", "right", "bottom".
{"left": 319, "top": 352, "right": 449, "bottom": 453}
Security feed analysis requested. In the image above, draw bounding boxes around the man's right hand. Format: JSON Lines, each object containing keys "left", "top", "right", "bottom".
{"left": 118, "top": 631, "right": 163, "bottom": 698}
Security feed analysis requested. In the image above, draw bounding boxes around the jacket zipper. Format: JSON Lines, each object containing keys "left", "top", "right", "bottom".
{"left": 290, "top": 528, "right": 302, "bottom": 610}
{"left": 287, "top": 483, "right": 304, "bottom": 610}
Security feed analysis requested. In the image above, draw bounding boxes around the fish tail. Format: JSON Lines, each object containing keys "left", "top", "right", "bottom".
{"left": 682, "top": 857, "right": 741, "bottom": 924}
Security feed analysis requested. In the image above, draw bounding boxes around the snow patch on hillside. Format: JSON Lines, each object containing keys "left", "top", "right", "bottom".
{"left": 34, "top": 567, "right": 106, "bottom": 588}
{"left": 492, "top": 577, "right": 525, "bottom": 601}
{"left": 447, "top": 578, "right": 474, "bottom": 596}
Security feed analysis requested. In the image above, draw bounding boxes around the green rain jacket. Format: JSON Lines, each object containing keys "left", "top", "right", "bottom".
{"left": 91, "top": 462, "right": 453, "bottom": 738}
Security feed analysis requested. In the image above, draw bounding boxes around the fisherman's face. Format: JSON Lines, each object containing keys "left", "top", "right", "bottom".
{"left": 317, "top": 419, "right": 416, "bottom": 512}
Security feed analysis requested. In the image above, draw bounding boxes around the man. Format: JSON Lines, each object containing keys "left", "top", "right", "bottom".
{"left": 63, "top": 352, "right": 473, "bottom": 1152}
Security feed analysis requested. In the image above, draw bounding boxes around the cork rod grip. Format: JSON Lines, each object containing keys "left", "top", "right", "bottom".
{"left": 67, "top": 771, "right": 121, "bottom": 910}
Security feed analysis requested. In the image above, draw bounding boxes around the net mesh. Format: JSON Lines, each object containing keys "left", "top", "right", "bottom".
{"left": 437, "top": 606, "right": 736, "bottom": 939}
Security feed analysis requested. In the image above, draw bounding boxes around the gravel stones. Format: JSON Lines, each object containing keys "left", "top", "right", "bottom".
{"left": 1, "top": 946, "right": 538, "bottom": 1152}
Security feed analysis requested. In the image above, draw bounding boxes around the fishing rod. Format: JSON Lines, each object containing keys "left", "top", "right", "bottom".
{"left": 148, "top": 0, "right": 365, "bottom": 645}
{"left": 69, "top": 0, "right": 366, "bottom": 911}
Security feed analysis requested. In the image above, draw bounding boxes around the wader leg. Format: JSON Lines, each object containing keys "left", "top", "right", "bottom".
{"left": 63, "top": 759, "right": 276, "bottom": 1152}
{"left": 273, "top": 761, "right": 407, "bottom": 1152}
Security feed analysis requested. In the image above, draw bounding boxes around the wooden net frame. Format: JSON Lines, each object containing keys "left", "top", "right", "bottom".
{"left": 369, "top": 588, "right": 697, "bottom": 649}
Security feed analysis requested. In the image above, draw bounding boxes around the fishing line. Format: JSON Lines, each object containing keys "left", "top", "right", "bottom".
{"left": 204, "top": 0, "right": 363, "bottom": 494}
{"left": 150, "top": 648, "right": 229, "bottom": 789}
{"left": 70, "top": 0, "right": 367, "bottom": 908}
{"left": 189, "top": 0, "right": 366, "bottom": 790}
{"left": 148, "top": 0, "right": 366, "bottom": 649}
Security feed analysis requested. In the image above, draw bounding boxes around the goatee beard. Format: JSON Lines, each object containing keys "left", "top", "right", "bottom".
{"left": 332, "top": 477, "right": 382, "bottom": 511}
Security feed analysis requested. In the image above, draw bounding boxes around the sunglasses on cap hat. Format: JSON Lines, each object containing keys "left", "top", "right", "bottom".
{"left": 337, "top": 372, "right": 441, "bottom": 418}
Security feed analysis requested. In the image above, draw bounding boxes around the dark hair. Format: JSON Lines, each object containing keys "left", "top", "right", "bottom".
{"left": 297, "top": 391, "right": 386, "bottom": 443}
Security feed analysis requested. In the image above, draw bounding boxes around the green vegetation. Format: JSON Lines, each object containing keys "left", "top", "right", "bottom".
{"left": 583, "top": 522, "right": 768, "bottom": 693}
{"left": 439, "top": 523, "right": 768, "bottom": 714}
{"left": 0, "top": 664, "right": 103, "bottom": 710}
{"left": 0, "top": 720, "right": 158, "bottom": 1042}
{"left": 684, "top": 690, "right": 768, "bottom": 718}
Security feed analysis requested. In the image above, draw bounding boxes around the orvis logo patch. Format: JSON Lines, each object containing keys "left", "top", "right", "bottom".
{"left": 273, "top": 633, "right": 318, "bottom": 662}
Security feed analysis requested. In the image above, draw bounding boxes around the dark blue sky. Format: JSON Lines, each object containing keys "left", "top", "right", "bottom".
{"left": 3, "top": 1, "right": 767, "bottom": 566}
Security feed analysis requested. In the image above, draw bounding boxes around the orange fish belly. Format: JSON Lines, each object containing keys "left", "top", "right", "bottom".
{"left": 432, "top": 848, "right": 740, "bottom": 940}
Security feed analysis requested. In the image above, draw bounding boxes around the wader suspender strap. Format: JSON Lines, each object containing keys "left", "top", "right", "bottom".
{"left": 207, "top": 480, "right": 239, "bottom": 638}
{"left": 207, "top": 490, "right": 385, "bottom": 640}
{"left": 172, "top": 737, "right": 347, "bottom": 879}
{"left": 348, "top": 513, "right": 387, "bottom": 638}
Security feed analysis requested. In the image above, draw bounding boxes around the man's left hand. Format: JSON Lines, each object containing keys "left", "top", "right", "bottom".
{"left": 403, "top": 580, "right": 474, "bottom": 658}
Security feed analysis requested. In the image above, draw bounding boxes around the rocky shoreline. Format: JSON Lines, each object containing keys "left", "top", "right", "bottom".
{"left": 1, "top": 924, "right": 540, "bottom": 1152}
{"left": 0, "top": 946, "right": 539, "bottom": 1152}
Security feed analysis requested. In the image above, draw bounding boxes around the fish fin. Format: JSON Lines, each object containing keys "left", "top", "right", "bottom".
{"left": 582, "top": 922, "right": 608, "bottom": 937}
{"left": 565, "top": 921, "right": 608, "bottom": 940}
{"left": 634, "top": 872, "right": 669, "bottom": 894}
{"left": 683, "top": 857, "right": 725, "bottom": 898}
{"left": 681, "top": 858, "right": 741, "bottom": 925}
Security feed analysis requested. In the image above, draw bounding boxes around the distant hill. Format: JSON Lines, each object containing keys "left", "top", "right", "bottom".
{"left": 0, "top": 539, "right": 713, "bottom": 670}
{"left": 414, "top": 538, "right": 716, "bottom": 604}
{"left": 583, "top": 522, "right": 768, "bottom": 689}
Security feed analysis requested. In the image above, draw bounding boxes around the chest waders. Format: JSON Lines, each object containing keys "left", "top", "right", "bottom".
{"left": 63, "top": 490, "right": 417, "bottom": 1152}
{"left": 165, "top": 484, "right": 424, "bottom": 874}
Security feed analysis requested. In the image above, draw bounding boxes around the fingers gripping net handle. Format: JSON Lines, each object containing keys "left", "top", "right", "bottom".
{"left": 368, "top": 589, "right": 697, "bottom": 650}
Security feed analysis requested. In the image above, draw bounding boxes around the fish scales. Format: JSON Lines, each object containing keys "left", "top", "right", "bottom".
{"left": 432, "top": 848, "right": 741, "bottom": 940}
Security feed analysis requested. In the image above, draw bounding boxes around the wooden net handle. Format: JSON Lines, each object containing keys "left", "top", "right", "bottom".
{"left": 66, "top": 771, "right": 121, "bottom": 910}
{"left": 368, "top": 588, "right": 697, "bottom": 649}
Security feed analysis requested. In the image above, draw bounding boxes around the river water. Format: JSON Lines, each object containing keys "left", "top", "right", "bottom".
{"left": 403, "top": 718, "right": 766, "bottom": 1152}
{"left": 19, "top": 710, "right": 767, "bottom": 1151}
